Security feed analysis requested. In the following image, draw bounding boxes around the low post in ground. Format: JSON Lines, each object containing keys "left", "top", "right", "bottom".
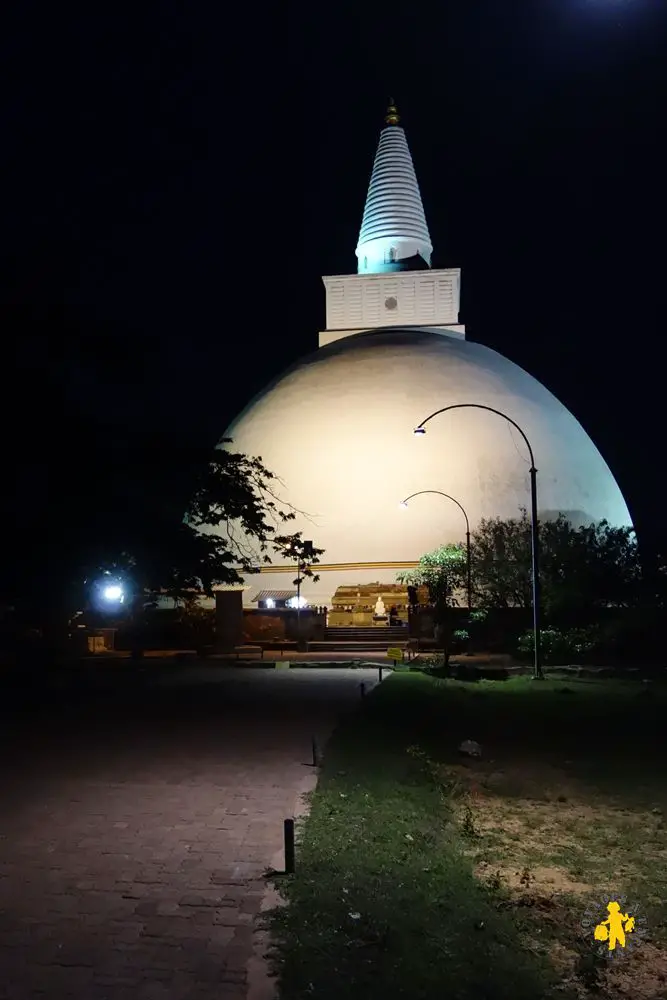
{"left": 284, "top": 818, "right": 295, "bottom": 874}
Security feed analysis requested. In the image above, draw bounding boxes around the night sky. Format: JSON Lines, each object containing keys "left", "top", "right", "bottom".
{"left": 3, "top": 3, "right": 666, "bottom": 552}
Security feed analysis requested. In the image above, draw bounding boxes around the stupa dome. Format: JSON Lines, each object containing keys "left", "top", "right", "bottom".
{"left": 221, "top": 328, "right": 630, "bottom": 605}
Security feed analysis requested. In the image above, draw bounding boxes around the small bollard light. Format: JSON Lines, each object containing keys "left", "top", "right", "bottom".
{"left": 284, "top": 818, "right": 295, "bottom": 874}
{"left": 378, "top": 664, "right": 383, "bottom": 683}
{"left": 311, "top": 736, "right": 319, "bottom": 767}
{"left": 360, "top": 681, "right": 366, "bottom": 700}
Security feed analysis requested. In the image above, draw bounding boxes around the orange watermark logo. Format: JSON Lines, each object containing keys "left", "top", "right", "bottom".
{"left": 582, "top": 895, "right": 647, "bottom": 960}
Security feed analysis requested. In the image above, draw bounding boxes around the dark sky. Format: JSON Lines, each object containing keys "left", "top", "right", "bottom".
{"left": 3, "top": 2, "right": 666, "bottom": 548}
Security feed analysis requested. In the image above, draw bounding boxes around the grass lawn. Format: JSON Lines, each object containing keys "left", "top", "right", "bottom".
{"left": 266, "top": 672, "right": 667, "bottom": 1000}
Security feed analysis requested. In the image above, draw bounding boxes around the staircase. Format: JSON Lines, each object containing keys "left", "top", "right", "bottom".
{"left": 309, "top": 625, "right": 408, "bottom": 652}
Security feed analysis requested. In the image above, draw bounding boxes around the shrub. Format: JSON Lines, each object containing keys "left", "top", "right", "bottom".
{"left": 517, "top": 626, "right": 598, "bottom": 665}
{"left": 451, "top": 629, "right": 470, "bottom": 653}
{"left": 418, "top": 653, "right": 450, "bottom": 677}
{"left": 519, "top": 613, "right": 663, "bottom": 667}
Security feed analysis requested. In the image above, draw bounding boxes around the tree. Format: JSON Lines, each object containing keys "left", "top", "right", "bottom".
{"left": 397, "top": 544, "right": 467, "bottom": 665}
{"left": 2, "top": 281, "right": 329, "bottom": 650}
{"left": 397, "top": 544, "right": 467, "bottom": 607}
{"left": 401, "top": 515, "right": 645, "bottom": 656}
{"left": 275, "top": 535, "right": 325, "bottom": 595}
{"left": 469, "top": 510, "right": 533, "bottom": 608}
{"left": 3, "top": 437, "right": 325, "bottom": 654}
{"left": 97, "top": 440, "right": 325, "bottom": 608}
{"left": 538, "top": 517, "right": 642, "bottom": 621}
{"left": 444, "top": 510, "right": 643, "bottom": 620}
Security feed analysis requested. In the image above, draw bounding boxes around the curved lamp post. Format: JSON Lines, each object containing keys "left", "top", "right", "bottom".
{"left": 399, "top": 490, "right": 472, "bottom": 611}
{"left": 414, "top": 404, "right": 543, "bottom": 680}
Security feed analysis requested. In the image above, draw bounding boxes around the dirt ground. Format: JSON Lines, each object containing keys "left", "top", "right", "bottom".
{"left": 442, "top": 757, "right": 667, "bottom": 1000}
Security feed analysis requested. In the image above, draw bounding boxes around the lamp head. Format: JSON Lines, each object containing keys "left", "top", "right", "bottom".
{"left": 399, "top": 501, "right": 409, "bottom": 509}
{"left": 94, "top": 578, "right": 126, "bottom": 610}
{"left": 413, "top": 426, "right": 426, "bottom": 436}
{"left": 102, "top": 584, "right": 123, "bottom": 602}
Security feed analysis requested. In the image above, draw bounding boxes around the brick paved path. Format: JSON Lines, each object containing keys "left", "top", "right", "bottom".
{"left": 0, "top": 667, "right": 378, "bottom": 1000}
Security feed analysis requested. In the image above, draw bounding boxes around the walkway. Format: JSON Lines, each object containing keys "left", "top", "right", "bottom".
{"left": 0, "top": 667, "right": 379, "bottom": 1000}
{"left": 80, "top": 649, "right": 402, "bottom": 663}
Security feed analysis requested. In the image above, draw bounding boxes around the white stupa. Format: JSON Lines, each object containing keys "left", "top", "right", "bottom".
{"left": 219, "top": 102, "right": 631, "bottom": 607}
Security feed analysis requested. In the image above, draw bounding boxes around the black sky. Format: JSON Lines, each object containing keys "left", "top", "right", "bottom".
{"left": 3, "top": 2, "right": 666, "bottom": 549}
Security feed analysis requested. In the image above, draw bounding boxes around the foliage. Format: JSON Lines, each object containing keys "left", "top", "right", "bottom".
{"left": 469, "top": 510, "right": 533, "bottom": 608}
{"left": 183, "top": 440, "right": 300, "bottom": 583}
{"left": 2, "top": 437, "right": 324, "bottom": 640}
{"left": 517, "top": 626, "right": 598, "bottom": 665}
{"left": 539, "top": 515, "right": 643, "bottom": 620}
{"left": 471, "top": 510, "right": 643, "bottom": 617}
{"left": 172, "top": 596, "right": 215, "bottom": 646}
{"left": 516, "top": 607, "right": 664, "bottom": 666}
{"left": 464, "top": 608, "right": 489, "bottom": 652}
{"left": 398, "top": 545, "right": 468, "bottom": 663}
{"left": 274, "top": 534, "right": 325, "bottom": 588}
{"left": 405, "top": 513, "right": 645, "bottom": 624}
{"left": 418, "top": 652, "right": 451, "bottom": 675}
{"left": 266, "top": 674, "right": 561, "bottom": 1000}
{"left": 397, "top": 543, "right": 467, "bottom": 620}
{"left": 78, "top": 445, "right": 323, "bottom": 615}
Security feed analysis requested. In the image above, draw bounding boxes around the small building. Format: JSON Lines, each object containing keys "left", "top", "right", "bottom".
{"left": 251, "top": 589, "right": 298, "bottom": 610}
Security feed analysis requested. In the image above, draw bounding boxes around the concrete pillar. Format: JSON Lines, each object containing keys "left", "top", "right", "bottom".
{"left": 215, "top": 590, "right": 244, "bottom": 651}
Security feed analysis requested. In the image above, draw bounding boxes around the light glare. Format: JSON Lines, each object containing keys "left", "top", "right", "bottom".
{"left": 102, "top": 585, "right": 123, "bottom": 602}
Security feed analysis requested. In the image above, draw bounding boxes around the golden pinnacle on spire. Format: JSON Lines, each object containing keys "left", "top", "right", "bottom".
{"left": 385, "top": 99, "right": 400, "bottom": 126}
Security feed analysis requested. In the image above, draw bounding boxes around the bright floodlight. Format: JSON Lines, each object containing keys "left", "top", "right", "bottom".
{"left": 413, "top": 426, "right": 426, "bottom": 435}
{"left": 102, "top": 584, "right": 123, "bottom": 602}
{"left": 287, "top": 595, "right": 308, "bottom": 609}
{"left": 265, "top": 598, "right": 275, "bottom": 608}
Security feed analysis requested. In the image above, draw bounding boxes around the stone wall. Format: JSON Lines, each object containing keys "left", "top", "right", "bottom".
{"left": 242, "top": 609, "right": 326, "bottom": 642}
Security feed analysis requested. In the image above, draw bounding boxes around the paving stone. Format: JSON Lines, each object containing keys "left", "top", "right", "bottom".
{"left": 0, "top": 667, "right": 374, "bottom": 999}
{"left": 179, "top": 892, "right": 231, "bottom": 908}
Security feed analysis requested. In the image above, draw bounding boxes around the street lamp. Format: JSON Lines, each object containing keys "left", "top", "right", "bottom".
{"left": 414, "top": 404, "right": 543, "bottom": 679}
{"left": 294, "top": 540, "right": 313, "bottom": 648}
{"left": 399, "top": 490, "right": 472, "bottom": 611}
{"left": 94, "top": 578, "right": 125, "bottom": 608}
{"left": 102, "top": 584, "right": 123, "bottom": 603}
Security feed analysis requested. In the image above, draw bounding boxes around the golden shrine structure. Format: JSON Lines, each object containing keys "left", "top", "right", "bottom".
{"left": 327, "top": 582, "right": 413, "bottom": 627}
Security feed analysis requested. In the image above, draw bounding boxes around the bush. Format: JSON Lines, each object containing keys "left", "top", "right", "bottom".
{"left": 518, "top": 611, "right": 663, "bottom": 667}
{"left": 451, "top": 629, "right": 470, "bottom": 653}
{"left": 592, "top": 609, "right": 661, "bottom": 664}
{"left": 517, "top": 626, "right": 598, "bottom": 665}
{"left": 419, "top": 653, "right": 451, "bottom": 677}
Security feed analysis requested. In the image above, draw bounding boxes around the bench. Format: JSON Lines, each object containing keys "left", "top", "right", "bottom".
{"left": 234, "top": 645, "right": 264, "bottom": 660}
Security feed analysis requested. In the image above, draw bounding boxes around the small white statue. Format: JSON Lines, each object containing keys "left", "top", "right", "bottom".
{"left": 374, "top": 596, "right": 386, "bottom": 617}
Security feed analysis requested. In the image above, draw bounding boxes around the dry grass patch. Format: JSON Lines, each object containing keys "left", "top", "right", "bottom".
{"left": 442, "top": 756, "right": 667, "bottom": 998}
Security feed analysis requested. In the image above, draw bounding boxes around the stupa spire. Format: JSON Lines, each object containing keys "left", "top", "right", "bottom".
{"left": 385, "top": 99, "right": 400, "bottom": 126}
{"left": 356, "top": 101, "right": 433, "bottom": 274}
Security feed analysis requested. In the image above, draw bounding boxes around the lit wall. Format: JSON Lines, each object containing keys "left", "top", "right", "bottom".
{"left": 321, "top": 269, "right": 462, "bottom": 340}
{"left": 219, "top": 328, "right": 631, "bottom": 606}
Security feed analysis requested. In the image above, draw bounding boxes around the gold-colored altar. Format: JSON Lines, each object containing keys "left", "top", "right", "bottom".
{"left": 327, "top": 582, "right": 409, "bottom": 627}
